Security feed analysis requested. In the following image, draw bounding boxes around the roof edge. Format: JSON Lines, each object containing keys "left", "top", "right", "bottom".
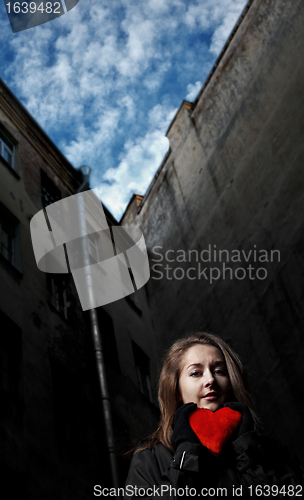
{"left": 0, "top": 77, "right": 78, "bottom": 176}
{"left": 166, "top": 100, "right": 193, "bottom": 136}
{"left": 192, "top": 0, "right": 255, "bottom": 109}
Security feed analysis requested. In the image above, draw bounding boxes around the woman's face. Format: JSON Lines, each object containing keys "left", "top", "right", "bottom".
{"left": 178, "top": 344, "right": 231, "bottom": 412}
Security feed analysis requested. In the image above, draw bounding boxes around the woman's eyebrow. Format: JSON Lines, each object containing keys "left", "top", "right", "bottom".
{"left": 187, "top": 360, "right": 226, "bottom": 369}
{"left": 187, "top": 362, "right": 202, "bottom": 369}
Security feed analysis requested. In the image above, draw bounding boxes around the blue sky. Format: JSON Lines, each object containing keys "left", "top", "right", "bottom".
{"left": 0, "top": 0, "right": 247, "bottom": 220}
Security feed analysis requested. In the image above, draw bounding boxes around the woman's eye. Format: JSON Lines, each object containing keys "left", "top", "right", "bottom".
{"left": 214, "top": 369, "right": 226, "bottom": 375}
{"left": 190, "top": 371, "right": 201, "bottom": 377}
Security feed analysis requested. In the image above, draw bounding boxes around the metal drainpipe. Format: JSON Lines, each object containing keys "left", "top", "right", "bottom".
{"left": 76, "top": 166, "right": 120, "bottom": 488}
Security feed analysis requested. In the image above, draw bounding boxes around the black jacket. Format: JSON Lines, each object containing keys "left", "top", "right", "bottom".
{"left": 124, "top": 431, "right": 303, "bottom": 499}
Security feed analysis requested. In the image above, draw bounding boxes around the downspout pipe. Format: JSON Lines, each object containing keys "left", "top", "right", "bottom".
{"left": 76, "top": 165, "right": 120, "bottom": 488}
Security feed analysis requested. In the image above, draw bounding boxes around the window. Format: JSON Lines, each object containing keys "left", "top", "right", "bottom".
{"left": 0, "top": 129, "right": 15, "bottom": 169}
{"left": 0, "top": 216, "right": 15, "bottom": 264}
{"left": 41, "top": 169, "right": 61, "bottom": 207}
{"left": 87, "top": 228, "right": 115, "bottom": 266}
{"left": 0, "top": 202, "right": 21, "bottom": 271}
{"left": 132, "top": 341, "right": 153, "bottom": 402}
{"left": 0, "top": 309, "right": 22, "bottom": 424}
{"left": 96, "top": 307, "right": 120, "bottom": 371}
{"left": 51, "top": 360, "right": 82, "bottom": 455}
{"left": 47, "top": 274, "right": 71, "bottom": 320}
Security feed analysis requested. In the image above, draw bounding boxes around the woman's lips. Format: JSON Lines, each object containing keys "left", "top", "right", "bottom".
{"left": 203, "top": 393, "right": 219, "bottom": 400}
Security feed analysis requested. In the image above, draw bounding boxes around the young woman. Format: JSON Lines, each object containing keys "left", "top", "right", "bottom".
{"left": 124, "top": 332, "right": 303, "bottom": 499}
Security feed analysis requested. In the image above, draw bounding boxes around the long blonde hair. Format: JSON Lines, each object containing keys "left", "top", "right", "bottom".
{"left": 137, "top": 332, "right": 257, "bottom": 452}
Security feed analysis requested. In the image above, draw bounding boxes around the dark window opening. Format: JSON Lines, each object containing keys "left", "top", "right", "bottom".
{"left": 41, "top": 169, "right": 61, "bottom": 208}
{"left": 96, "top": 307, "right": 120, "bottom": 371}
{"left": 51, "top": 360, "right": 82, "bottom": 456}
{"left": 0, "top": 202, "right": 21, "bottom": 271}
{"left": 0, "top": 128, "right": 15, "bottom": 169}
{"left": 0, "top": 309, "right": 22, "bottom": 425}
{"left": 47, "top": 274, "right": 71, "bottom": 320}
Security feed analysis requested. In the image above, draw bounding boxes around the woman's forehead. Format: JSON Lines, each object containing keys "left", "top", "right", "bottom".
{"left": 181, "top": 344, "right": 225, "bottom": 367}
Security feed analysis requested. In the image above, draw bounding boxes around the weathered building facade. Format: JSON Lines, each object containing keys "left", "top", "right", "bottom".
{"left": 122, "top": 0, "right": 304, "bottom": 464}
{"left": 0, "top": 78, "right": 159, "bottom": 498}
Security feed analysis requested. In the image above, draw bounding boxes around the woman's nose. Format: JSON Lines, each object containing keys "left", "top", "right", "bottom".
{"left": 204, "top": 370, "right": 215, "bottom": 387}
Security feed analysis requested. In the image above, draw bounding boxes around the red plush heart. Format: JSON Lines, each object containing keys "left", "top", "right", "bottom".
{"left": 189, "top": 407, "right": 242, "bottom": 456}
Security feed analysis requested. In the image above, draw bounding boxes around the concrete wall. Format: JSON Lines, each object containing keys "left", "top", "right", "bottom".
{"left": 122, "top": 0, "right": 304, "bottom": 462}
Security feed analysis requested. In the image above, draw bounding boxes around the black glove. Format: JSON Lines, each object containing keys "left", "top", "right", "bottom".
{"left": 173, "top": 402, "right": 200, "bottom": 447}
{"left": 223, "top": 402, "right": 254, "bottom": 438}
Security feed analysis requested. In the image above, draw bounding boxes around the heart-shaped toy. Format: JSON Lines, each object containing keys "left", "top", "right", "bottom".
{"left": 189, "top": 407, "right": 242, "bottom": 456}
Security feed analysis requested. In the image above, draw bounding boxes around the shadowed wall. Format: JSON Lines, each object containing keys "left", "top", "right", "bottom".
{"left": 123, "top": 0, "right": 304, "bottom": 463}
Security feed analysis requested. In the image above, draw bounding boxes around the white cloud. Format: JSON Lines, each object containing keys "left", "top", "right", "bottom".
{"left": 94, "top": 103, "right": 176, "bottom": 220}
{"left": 186, "top": 81, "right": 202, "bottom": 101}
{"left": 63, "top": 107, "right": 121, "bottom": 166}
{"left": 96, "top": 131, "right": 170, "bottom": 220}
{"left": 184, "top": 0, "right": 247, "bottom": 55}
{"left": 209, "top": 4, "right": 247, "bottom": 55}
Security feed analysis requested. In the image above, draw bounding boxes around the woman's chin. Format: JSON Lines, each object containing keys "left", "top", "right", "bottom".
{"left": 198, "top": 401, "right": 221, "bottom": 412}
